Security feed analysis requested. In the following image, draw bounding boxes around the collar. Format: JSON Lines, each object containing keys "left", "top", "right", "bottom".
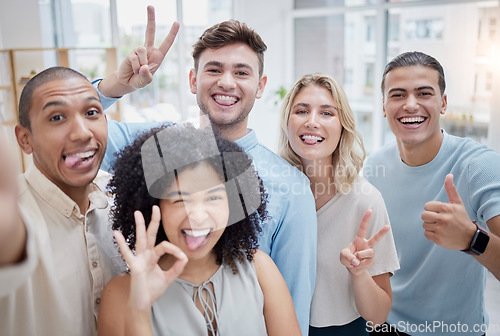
{"left": 234, "top": 129, "right": 257, "bottom": 152}
{"left": 24, "top": 164, "right": 108, "bottom": 218}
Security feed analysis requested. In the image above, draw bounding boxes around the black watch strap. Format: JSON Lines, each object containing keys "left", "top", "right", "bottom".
{"left": 462, "top": 222, "right": 490, "bottom": 255}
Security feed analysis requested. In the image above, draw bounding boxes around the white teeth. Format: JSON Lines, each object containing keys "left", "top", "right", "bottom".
{"left": 400, "top": 117, "right": 425, "bottom": 124}
{"left": 68, "top": 151, "right": 95, "bottom": 159}
{"left": 183, "top": 229, "right": 211, "bottom": 237}
{"left": 214, "top": 95, "right": 237, "bottom": 102}
{"left": 301, "top": 135, "right": 323, "bottom": 141}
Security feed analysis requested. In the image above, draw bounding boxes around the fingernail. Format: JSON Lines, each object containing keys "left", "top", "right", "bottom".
{"left": 352, "top": 258, "right": 360, "bottom": 267}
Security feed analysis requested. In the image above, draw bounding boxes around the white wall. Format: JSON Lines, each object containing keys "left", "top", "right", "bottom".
{"left": 233, "top": 0, "right": 292, "bottom": 152}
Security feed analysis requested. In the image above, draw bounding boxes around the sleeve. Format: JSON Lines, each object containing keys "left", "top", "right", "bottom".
{"left": 267, "top": 177, "right": 317, "bottom": 336}
{"left": 92, "top": 79, "right": 120, "bottom": 110}
{"left": 464, "top": 148, "right": 500, "bottom": 227}
{"left": 366, "top": 185, "right": 400, "bottom": 277}
{"left": 102, "top": 120, "right": 161, "bottom": 172}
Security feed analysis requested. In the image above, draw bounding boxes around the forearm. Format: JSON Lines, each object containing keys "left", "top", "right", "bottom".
{"left": 124, "top": 307, "right": 154, "bottom": 336}
{"left": 97, "top": 71, "right": 136, "bottom": 98}
{"left": 351, "top": 271, "right": 391, "bottom": 325}
{"left": 0, "top": 215, "right": 26, "bottom": 265}
{"left": 475, "top": 231, "right": 500, "bottom": 280}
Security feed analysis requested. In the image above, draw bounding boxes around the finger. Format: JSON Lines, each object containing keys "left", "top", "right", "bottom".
{"left": 154, "top": 241, "right": 188, "bottom": 279}
{"left": 355, "top": 248, "right": 374, "bottom": 260}
{"left": 367, "top": 225, "right": 390, "bottom": 247}
{"left": 135, "top": 47, "right": 148, "bottom": 67}
{"left": 421, "top": 210, "right": 439, "bottom": 223}
{"left": 127, "top": 53, "right": 141, "bottom": 74}
{"left": 138, "top": 65, "right": 153, "bottom": 84}
{"left": 134, "top": 210, "right": 147, "bottom": 253}
{"left": 113, "top": 230, "right": 135, "bottom": 265}
{"left": 158, "top": 21, "right": 180, "bottom": 56}
{"left": 144, "top": 5, "right": 156, "bottom": 49}
{"left": 356, "top": 209, "right": 373, "bottom": 239}
{"left": 146, "top": 205, "right": 161, "bottom": 249}
{"left": 444, "top": 174, "right": 463, "bottom": 205}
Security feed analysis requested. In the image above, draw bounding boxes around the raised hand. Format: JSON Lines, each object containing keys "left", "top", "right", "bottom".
{"left": 422, "top": 174, "right": 477, "bottom": 250}
{"left": 114, "top": 205, "right": 187, "bottom": 312}
{"left": 98, "top": 5, "right": 180, "bottom": 97}
{"left": 340, "top": 209, "right": 390, "bottom": 276}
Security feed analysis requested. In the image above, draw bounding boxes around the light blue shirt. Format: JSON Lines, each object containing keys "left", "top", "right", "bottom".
{"left": 364, "top": 130, "right": 500, "bottom": 336}
{"left": 94, "top": 81, "right": 318, "bottom": 335}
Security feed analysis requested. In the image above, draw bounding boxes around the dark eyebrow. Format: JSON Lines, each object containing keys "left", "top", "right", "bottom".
{"left": 203, "top": 61, "right": 224, "bottom": 69}
{"left": 41, "top": 96, "right": 101, "bottom": 111}
{"left": 415, "top": 86, "right": 436, "bottom": 92}
{"left": 203, "top": 61, "right": 254, "bottom": 72}
{"left": 164, "top": 185, "right": 226, "bottom": 199}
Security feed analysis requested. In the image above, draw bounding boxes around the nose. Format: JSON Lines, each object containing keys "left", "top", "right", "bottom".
{"left": 305, "top": 111, "right": 320, "bottom": 129}
{"left": 404, "top": 94, "right": 419, "bottom": 112}
{"left": 217, "top": 71, "right": 236, "bottom": 90}
{"left": 186, "top": 202, "right": 209, "bottom": 227}
{"left": 69, "top": 115, "right": 93, "bottom": 142}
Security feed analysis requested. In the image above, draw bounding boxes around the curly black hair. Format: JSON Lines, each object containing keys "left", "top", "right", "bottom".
{"left": 108, "top": 123, "right": 268, "bottom": 274}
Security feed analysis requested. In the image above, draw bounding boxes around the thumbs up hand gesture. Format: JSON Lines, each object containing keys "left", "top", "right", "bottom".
{"left": 422, "top": 174, "right": 477, "bottom": 250}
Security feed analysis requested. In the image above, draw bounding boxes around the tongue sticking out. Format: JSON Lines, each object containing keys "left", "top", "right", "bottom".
{"left": 303, "top": 138, "right": 319, "bottom": 145}
{"left": 64, "top": 155, "right": 84, "bottom": 168}
{"left": 185, "top": 234, "right": 208, "bottom": 251}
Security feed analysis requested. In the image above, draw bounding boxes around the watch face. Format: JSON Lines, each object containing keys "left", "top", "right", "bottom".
{"left": 472, "top": 230, "right": 490, "bottom": 254}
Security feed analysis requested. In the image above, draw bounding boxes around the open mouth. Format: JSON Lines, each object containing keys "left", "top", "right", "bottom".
{"left": 399, "top": 116, "right": 426, "bottom": 125}
{"left": 213, "top": 94, "right": 239, "bottom": 106}
{"left": 300, "top": 134, "right": 324, "bottom": 145}
{"left": 182, "top": 228, "right": 212, "bottom": 251}
{"left": 63, "top": 150, "right": 96, "bottom": 168}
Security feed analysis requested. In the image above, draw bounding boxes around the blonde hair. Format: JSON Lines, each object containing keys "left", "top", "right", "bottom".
{"left": 278, "top": 73, "right": 365, "bottom": 194}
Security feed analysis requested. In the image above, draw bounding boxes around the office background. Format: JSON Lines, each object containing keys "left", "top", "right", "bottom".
{"left": 0, "top": 0, "right": 499, "bottom": 332}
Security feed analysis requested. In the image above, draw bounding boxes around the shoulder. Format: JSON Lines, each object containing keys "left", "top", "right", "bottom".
{"left": 365, "top": 140, "right": 398, "bottom": 166}
{"left": 102, "top": 273, "right": 131, "bottom": 300}
{"left": 253, "top": 250, "right": 279, "bottom": 277}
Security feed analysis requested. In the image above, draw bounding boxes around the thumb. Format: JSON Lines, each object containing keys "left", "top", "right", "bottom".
{"left": 444, "top": 174, "right": 463, "bottom": 205}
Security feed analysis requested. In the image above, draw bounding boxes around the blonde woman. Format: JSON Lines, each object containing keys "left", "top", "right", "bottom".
{"left": 278, "top": 73, "right": 400, "bottom": 335}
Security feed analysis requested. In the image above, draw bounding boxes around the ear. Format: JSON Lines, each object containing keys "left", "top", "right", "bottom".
{"left": 15, "top": 124, "right": 34, "bottom": 155}
{"left": 440, "top": 94, "right": 447, "bottom": 115}
{"left": 255, "top": 75, "right": 268, "bottom": 99}
{"left": 188, "top": 68, "right": 197, "bottom": 94}
{"left": 382, "top": 99, "right": 387, "bottom": 118}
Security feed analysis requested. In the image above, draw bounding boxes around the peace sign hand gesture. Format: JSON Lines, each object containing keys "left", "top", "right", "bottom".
{"left": 98, "top": 5, "right": 180, "bottom": 97}
{"left": 340, "top": 209, "right": 390, "bottom": 276}
{"left": 114, "top": 205, "right": 188, "bottom": 312}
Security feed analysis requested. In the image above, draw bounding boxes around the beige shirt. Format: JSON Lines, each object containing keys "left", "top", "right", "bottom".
{"left": 310, "top": 176, "right": 400, "bottom": 327}
{"left": 0, "top": 164, "right": 126, "bottom": 336}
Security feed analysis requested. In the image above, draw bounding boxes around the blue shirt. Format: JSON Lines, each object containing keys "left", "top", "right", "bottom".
{"left": 364, "top": 131, "right": 500, "bottom": 335}
{"left": 95, "top": 81, "right": 318, "bottom": 335}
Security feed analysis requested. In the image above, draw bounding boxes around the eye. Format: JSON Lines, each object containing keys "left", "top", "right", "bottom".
{"left": 322, "top": 111, "right": 334, "bottom": 116}
{"left": 86, "top": 109, "right": 101, "bottom": 117}
{"left": 206, "top": 68, "right": 221, "bottom": 74}
{"left": 49, "top": 115, "right": 63, "bottom": 122}
{"left": 295, "top": 109, "right": 308, "bottom": 115}
{"left": 208, "top": 195, "right": 224, "bottom": 201}
{"left": 236, "top": 71, "right": 249, "bottom": 76}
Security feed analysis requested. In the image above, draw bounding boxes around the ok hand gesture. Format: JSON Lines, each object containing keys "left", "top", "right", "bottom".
{"left": 114, "top": 205, "right": 188, "bottom": 312}
{"left": 340, "top": 209, "right": 390, "bottom": 276}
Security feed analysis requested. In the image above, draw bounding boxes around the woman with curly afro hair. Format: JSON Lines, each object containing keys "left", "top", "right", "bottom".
{"left": 97, "top": 122, "right": 301, "bottom": 336}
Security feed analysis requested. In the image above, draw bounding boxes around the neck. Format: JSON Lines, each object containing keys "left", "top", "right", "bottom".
{"left": 66, "top": 186, "right": 92, "bottom": 215}
{"left": 397, "top": 131, "right": 444, "bottom": 167}
{"left": 213, "top": 123, "right": 248, "bottom": 142}
{"left": 301, "top": 158, "right": 336, "bottom": 209}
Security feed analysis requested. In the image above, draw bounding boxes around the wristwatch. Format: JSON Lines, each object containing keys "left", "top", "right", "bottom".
{"left": 462, "top": 222, "right": 490, "bottom": 255}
